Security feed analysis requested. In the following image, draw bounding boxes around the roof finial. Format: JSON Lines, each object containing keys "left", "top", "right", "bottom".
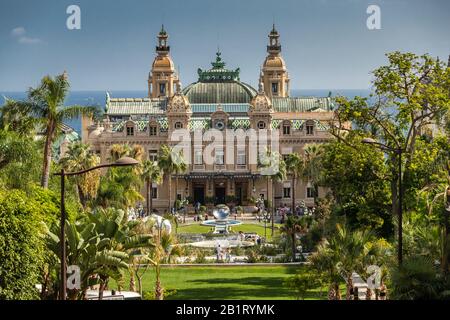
{"left": 160, "top": 24, "right": 166, "bottom": 35}
{"left": 258, "top": 69, "right": 264, "bottom": 93}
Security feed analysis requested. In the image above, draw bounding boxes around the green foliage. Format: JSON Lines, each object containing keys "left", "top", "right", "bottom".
{"left": 59, "top": 142, "right": 101, "bottom": 207}
{"left": 143, "top": 288, "right": 177, "bottom": 300}
{"left": 0, "top": 189, "right": 46, "bottom": 299}
{"left": 320, "top": 137, "right": 392, "bottom": 236}
{"left": 94, "top": 144, "right": 145, "bottom": 209}
{"left": 390, "top": 256, "right": 450, "bottom": 300}
{"left": 284, "top": 270, "right": 323, "bottom": 300}
{"left": 0, "top": 130, "right": 42, "bottom": 190}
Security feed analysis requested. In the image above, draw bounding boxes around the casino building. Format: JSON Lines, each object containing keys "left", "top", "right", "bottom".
{"left": 82, "top": 25, "right": 343, "bottom": 213}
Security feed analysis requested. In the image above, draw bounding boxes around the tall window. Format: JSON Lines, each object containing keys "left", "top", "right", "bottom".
{"left": 126, "top": 126, "right": 134, "bottom": 136}
{"left": 283, "top": 124, "right": 291, "bottom": 135}
{"left": 283, "top": 187, "right": 291, "bottom": 198}
{"left": 148, "top": 150, "right": 158, "bottom": 162}
{"left": 272, "top": 82, "right": 278, "bottom": 94}
{"left": 151, "top": 187, "right": 158, "bottom": 199}
{"left": 194, "top": 149, "right": 203, "bottom": 165}
{"left": 159, "top": 83, "right": 166, "bottom": 96}
{"left": 149, "top": 125, "right": 157, "bottom": 136}
{"left": 215, "top": 148, "right": 224, "bottom": 165}
{"left": 307, "top": 186, "right": 317, "bottom": 198}
{"left": 306, "top": 122, "right": 314, "bottom": 135}
{"left": 237, "top": 148, "right": 246, "bottom": 165}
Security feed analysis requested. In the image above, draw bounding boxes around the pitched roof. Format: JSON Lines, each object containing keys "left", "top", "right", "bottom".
{"left": 272, "top": 97, "right": 334, "bottom": 112}
{"left": 106, "top": 98, "right": 166, "bottom": 115}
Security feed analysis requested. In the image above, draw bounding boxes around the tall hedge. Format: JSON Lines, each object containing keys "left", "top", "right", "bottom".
{"left": 0, "top": 189, "right": 47, "bottom": 299}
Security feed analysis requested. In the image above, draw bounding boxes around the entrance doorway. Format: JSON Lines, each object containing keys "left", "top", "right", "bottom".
{"left": 235, "top": 184, "right": 243, "bottom": 205}
{"left": 215, "top": 187, "right": 226, "bottom": 205}
{"left": 193, "top": 186, "right": 205, "bottom": 205}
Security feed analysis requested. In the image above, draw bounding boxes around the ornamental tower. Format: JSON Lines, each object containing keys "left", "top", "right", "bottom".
{"left": 148, "top": 25, "right": 179, "bottom": 98}
{"left": 259, "top": 24, "right": 290, "bottom": 98}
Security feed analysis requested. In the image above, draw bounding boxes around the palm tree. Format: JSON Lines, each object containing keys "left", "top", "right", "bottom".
{"left": 303, "top": 144, "right": 323, "bottom": 204}
{"left": 88, "top": 207, "right": 152, "bottom": 299}
{"left": 59, "top": 141, "right": 101, "bottom": 208}
{"left": 390, "top": 256, "right": 443, "bottom": 300}
{"left": 158, "top": 145, "right": 187, "bottom": 213}
{"left": 310, "top": 240, "right": 342, "bottom": 300}
{"left": 285, "top": 152, "right": 304, "bottom": 214}
{"left": 95, "top": 144, "right": 144, "bottom": 209}
{"left": 281, "top": 215, "right": 306, "bottom": 261}
{"left": 360, "top": 238, "right": 392, "bottom": 300}
{"left": 421, "top": 158, "right": 450, "bottom": 275}
{"left": 16, "top": 73, "right": 96, "bottom": 188}
{"left": 141, "top": 160, "right": 163, "bottom": 215}
{"left": 0, "top": 98, "right": 38, "bottom": 136}
{"left": 150, "top": 231, "right": 181, "bottom": 300}
{"left": 328, "top": 224, "right": 373, "bottom": 299}
{"left": 259, "top": 151, "right": 287, "bottom": 235}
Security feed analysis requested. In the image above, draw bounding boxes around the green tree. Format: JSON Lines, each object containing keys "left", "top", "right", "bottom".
{"left": 258, "top": 150, "right": 287, "bottom": 235}
{"left": 0, "top": 189, "right": 47, "bottom": 299}
{"left": 281, "top": 215, "right": 306, "bottom": 261}
{"left": 11, "top": 73, "right": 97, "bottom": 188}
{"left": 0, "top": 98, "right": 38, "bottom": 136}
{"left": 389, "top": 256, "right": 447, "bottom": 300}
{"left": 158, "top": 145, "right": 187, "bottom": 213}
{"left": 95, "top": 144, "right": 144, "bottom": 209}
{"left": 328, "top": 224, "right": 373, "bottom": 299}
{"left": 284, "top": 152, "right": 304, "bottom": 213}
{"left": 331, "top": 52, "right": 450, "bottom": 221}
{"left": 59, "top": 142, "right": 101, "bottom": 208}
{"left": 0, "top": 130, "right": 42, "bottom": 190}
{"left": 320, "top": 137, "right": 392, "bottom": 236}
{"left": 309, "top": 240, "right": 342, "bottom": 300}
{"left": 141, "top": 160, "right": 163, "bottom": 215}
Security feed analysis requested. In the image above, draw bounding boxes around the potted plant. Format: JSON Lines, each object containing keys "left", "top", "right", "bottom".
{"left": 205, "top": 196, "right": 215, "bottom": 209}
{"left": 235, "top": 205, "right": 244, "bottom": 217}
{"left": 225, "top": 195, "right": 236, "bottom": 206}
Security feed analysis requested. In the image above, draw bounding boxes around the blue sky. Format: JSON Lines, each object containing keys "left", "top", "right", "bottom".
{"left": 0, "top": 0, "right": 449, "bottom": 91}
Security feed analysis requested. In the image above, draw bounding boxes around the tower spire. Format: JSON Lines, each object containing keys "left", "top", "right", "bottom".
{"left": 267, "top": 24, "right": 281, "bottom": 55}
{"left": 156, "top": 25, "right": 169, "bottom": 55}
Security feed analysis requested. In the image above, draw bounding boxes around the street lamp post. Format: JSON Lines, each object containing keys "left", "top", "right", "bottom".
{"left": 362, "top": 137, "right": 404, "bottom": 265}
{"left": 54, "top": 156, "right": 139, "bottom": 300}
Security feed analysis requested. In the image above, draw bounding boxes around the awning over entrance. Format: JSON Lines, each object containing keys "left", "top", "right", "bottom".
{"left": 176, "top": 172, "right": 260, "bottom": 179}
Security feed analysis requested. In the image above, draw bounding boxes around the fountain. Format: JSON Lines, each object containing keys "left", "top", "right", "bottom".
{"left": 201, "top": 204, "right": 242, "bottom": 234}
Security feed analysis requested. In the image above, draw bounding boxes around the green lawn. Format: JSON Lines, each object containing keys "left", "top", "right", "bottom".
{"left": 177, "top": 222, "right": 281, "bottom": 240}
{"left": 112, "top": 265, "right": 332, "bottom": 300}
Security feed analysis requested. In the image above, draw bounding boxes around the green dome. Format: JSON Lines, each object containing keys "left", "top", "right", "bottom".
{"left": 182, "top": 50, "right": 257, "bottom": 104}
{"left": 182, "top": 81, "right": 257, "bottom": 104}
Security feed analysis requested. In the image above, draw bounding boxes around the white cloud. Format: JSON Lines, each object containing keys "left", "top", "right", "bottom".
{"left": 18, "top": 36, "right": 42, "bottom": 44}
{"left": 11, "top": 26, "right": 42, "bottom": 45}
{"left": 11, "top": 27, "right": 26, "bottom": 37}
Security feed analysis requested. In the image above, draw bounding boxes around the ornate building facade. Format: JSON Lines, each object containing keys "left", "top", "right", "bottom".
{"left": 82, "top": 26, "right": 344, "bottom": 213}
